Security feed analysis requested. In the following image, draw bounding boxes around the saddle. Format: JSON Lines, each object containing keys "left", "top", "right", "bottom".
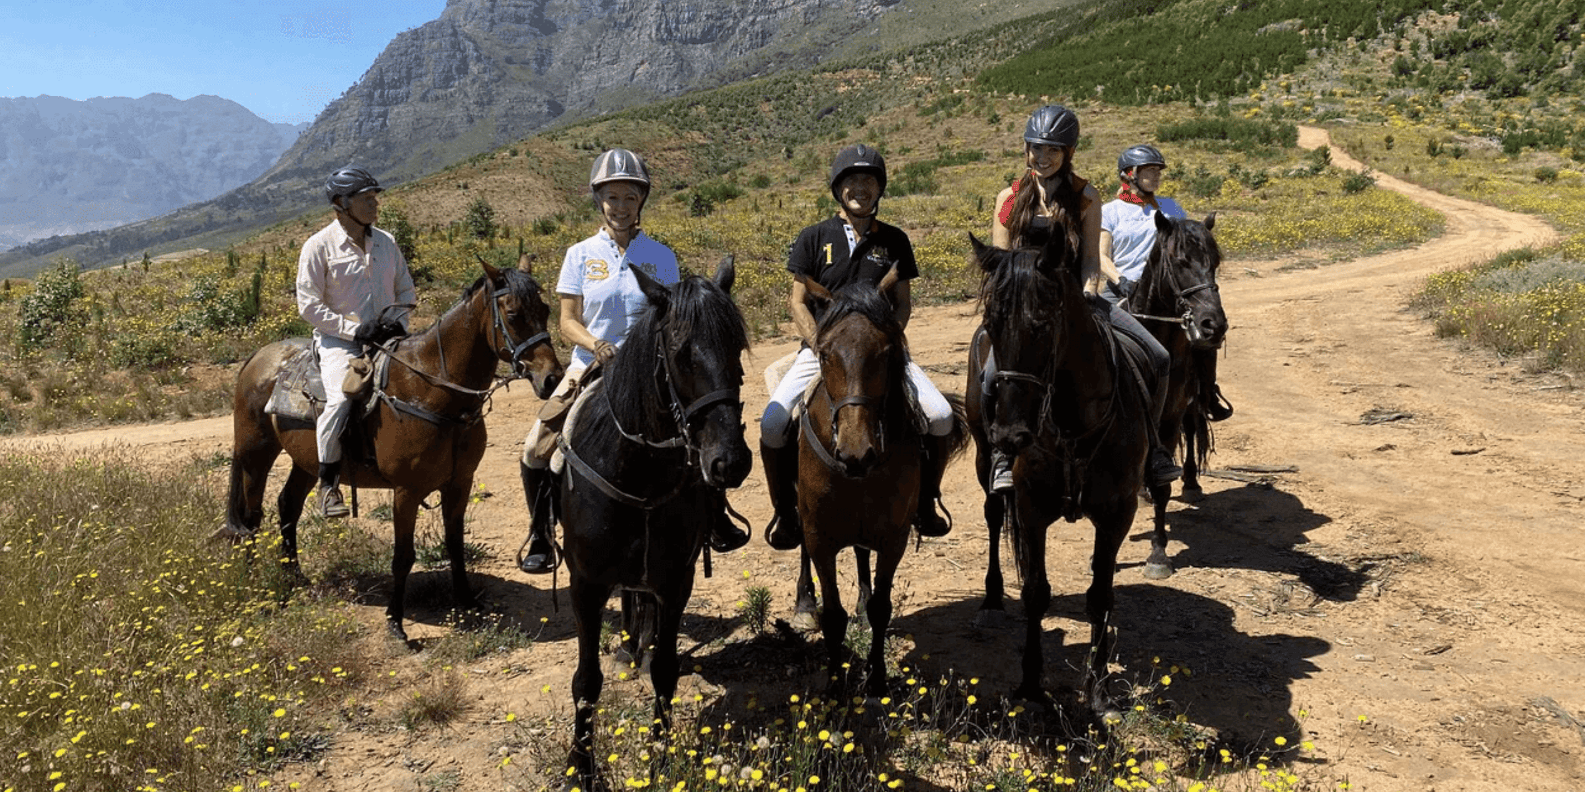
{"left": 264, "top": 340, "right": 389, "bottom": 463}
{"left": 542, "top": 370, "right": 604, "bottom": 476}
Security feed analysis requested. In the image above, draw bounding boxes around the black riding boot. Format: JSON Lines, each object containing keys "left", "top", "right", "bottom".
{"left": 914, "top": 437, "right": 952, "bottom": 537}
{"left": 1197, "top": 348, "right": 1234, "bottom": 422}
{"left": 706, "top": 489, "right": 750, "bottom": 553}
{"left": 760, "top": 440, "right": 802, "bottom": 550}
{"left": 318, "top": 461, "right": 349, "bottom": 519}
{"left": 517, "top": 461, "right": 559, "bottom": 574}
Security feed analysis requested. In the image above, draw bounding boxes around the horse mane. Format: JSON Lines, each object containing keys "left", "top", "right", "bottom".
{"left": 591, "top": 274, "right": 748, "bottom": 446}
{"left": 405, "top": 268, "right": 547, "bottom": 343}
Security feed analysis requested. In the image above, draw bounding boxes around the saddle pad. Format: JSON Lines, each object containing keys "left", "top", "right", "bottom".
{"left": 762, "top": 351, "right": 799, "bottom": 394}
{"left": 549, "top": 376, "right": 604, "bottom": 476}
{"left": 264, "top": 342, "right": 325, "bottom": 421}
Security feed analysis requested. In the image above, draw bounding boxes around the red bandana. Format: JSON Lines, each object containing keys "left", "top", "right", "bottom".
{"left": 1116, "top": 186, "right": 1150, "bottom": 205}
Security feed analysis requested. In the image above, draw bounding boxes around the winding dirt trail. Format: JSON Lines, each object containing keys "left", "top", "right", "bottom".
{"left": 7, "top": 127, "right": 1584, "bottom": 791}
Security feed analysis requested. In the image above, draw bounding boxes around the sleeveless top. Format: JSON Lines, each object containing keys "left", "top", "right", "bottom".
{"left": 997, "top": 173, "right": 1093, "bottom": 243}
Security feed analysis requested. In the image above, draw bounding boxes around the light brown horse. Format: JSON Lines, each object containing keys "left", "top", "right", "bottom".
{"left": 221, "top": 259, "right": 563, "bottom": 641}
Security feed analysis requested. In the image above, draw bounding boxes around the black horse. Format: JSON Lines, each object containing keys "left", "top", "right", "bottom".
{"left": 965, "top": 230, "right": 1153, "bottom": 715}
{"left": 555, "top": 257, "right": 751, "bottom": 791}
{"left": 1127, "top": 212, "right": 1227, "bottom": 578}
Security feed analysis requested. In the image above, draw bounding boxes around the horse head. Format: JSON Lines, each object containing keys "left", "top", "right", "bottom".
{"left": 804, "top": 272, "right": 907, "bottom": 478}
{"left": 630, "top": 256, "right": 752, "bottom": 488}
{"left": 1141, "top": 212, "right": 1227, "bottom": 349}
{"left": 972, "top": 233, "right": 1079, "bottom": 455}
{"left": 476, "top": 255, "right": 564, "bottom": 398}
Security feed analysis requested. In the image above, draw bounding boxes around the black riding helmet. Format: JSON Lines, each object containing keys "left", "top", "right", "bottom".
{"left": 828, "top": 144, "right": 888, "bottom": 203}
{"left": 1117, "top": 144, "right": 1167, "bottom": 181}
{"left": 1023, "top": 105, "right": 1080, "bottom": 148}
{"left": 324, "top": 166, "right": 383, "bottom": 207}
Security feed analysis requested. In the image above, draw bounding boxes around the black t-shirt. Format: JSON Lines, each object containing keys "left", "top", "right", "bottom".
{"left": 787, "top": 215, "right": 919, "bottom": 292}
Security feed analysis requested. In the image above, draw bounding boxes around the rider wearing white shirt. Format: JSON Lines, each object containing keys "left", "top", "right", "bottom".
{"left": 517, "top": 149, "right": 748, "bottom": 575}
{"left": 1101, "top": 144, "right": 1233, "bottom": 422}
{"left": 296, "top": 166, "right": 415, "bottom": 519}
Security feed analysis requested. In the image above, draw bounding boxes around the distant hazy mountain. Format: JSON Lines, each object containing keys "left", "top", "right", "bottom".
{"left": 0, "top": 0, "right": 926, "bottom": 276}
{"left": 0, "top": 94, "right": 303, "bottom": 251}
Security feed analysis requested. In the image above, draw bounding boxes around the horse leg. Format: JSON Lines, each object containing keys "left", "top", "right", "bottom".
{"left": 863, "top": 546, "right": 903, "bottom": 696}
{"left": 569, "top": 576, "right": 613, "bottom": 792}
{"left": 275, "top": 465, "right": 315, "bottom": 580}
{"left": 1142, "top": 482, "right": 1174, "bottom": 580}
{"left": 811, "top": 549, "right": 849, "bottom": 695}
{"left": 977, "top": 488, "right": 1008, "bottom": 628}
{"left": 386, "top": 489, "right": 422, "bottom": 643}
{"left": 646, "top": 587, "right": 691, "bottom": 781}
{"left": 1015, "top": 505, "right": 1052, "bottom": 704}
{"left": 439, "top": 481, "right": 479, "bottom": 610}
{"left": 1084, "top": 510, "right": 1132, "bottom": 719}
{"left": 853, "top": 547, "right": 872, "bottom": 629}
{"left": 1180, "top": 410, "right": 1206, "bottom": 501}
{"left": 791, "top": 547, "right": 818, "bottom": 632}
{"left": 616, "top": 591, "right": 653, "bottom": 673}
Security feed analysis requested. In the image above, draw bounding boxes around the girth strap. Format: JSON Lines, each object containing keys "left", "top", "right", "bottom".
{"left": 557, "top": 432, "right": 686, "bottom": 510}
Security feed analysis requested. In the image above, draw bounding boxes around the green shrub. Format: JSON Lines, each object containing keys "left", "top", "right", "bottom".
{"left": 1341, "top": 170, "right": 1376, "bottom": 194}
{"left": 464, "top": 196, "right": 498, "bottom": 240}
{"left": 16, "top": 260, "right": 85, "bottom": 351}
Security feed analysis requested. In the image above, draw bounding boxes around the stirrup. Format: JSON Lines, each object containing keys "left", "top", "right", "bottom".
{"left": 1206, "top": 387, "right": 1234, "bottom": 422}
{"left": 764, "top": 511, "right": 802, "bottom": 551}
{"left": 989, "top": 451, "right": 1015, "bottom": 494}
{"left": 321, "top": 487, "right": 350, "bottom": 519}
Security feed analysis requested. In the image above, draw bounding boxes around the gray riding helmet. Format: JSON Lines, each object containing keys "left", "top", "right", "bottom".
{"left": 1117, "top": 144, "right": 1167, "bottom": 180}
{"left": 1023, "top": 105, "right": 1080, "bottom": 148}
{"left": 589, "top": 148, "right": 652, "bottom": 194}
{"left": 828, "top": 143, "right": 888, "bottom": 202}
{"left": 324, "top": 166, "right": 383, "bottom": 206}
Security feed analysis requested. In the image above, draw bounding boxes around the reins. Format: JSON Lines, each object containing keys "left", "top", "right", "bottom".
{"left": 370, "top": 282, "right": 553, "bottom": 425}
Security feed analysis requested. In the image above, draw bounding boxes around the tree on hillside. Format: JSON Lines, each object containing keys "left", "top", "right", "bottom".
{"left": 18, "top": 261, "right": 85, "bottom": 352}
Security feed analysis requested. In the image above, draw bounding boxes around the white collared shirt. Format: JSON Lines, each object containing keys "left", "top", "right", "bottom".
{"left": 555, "top": 228, "right": 681, "bottom": 368}
{"left": 296, "top": 219, "right": 416, "bottom": 341}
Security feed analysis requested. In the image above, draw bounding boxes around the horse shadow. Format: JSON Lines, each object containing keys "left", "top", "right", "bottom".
{"left": 891, "top": 583, "right": 1327, "bottom": 769}
{"left": 1131, "top": 480, "right": 1370, "bottom": 602}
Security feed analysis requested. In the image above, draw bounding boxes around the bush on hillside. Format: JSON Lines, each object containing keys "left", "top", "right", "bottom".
{"left": 17, "top": 260, "right": 84, "bottom": 352}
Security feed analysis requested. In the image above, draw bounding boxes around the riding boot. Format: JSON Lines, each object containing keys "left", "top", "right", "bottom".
{"left": 706, "top": 488, "right": 750, "bottom": 553}
{"left": 317, "top": 461, "right": 350, "bottom": 519}
{"left": 760, "top": 440, "right": 803, "bottom": 550}
{"left": 517, "top": 461, "right": 559, "bottom": 575}
{"left": 1197, "top": 348, "right": 1234, "bottom": 422}
{"left": 914, "top": 437, "right": 952, "bottom": 537}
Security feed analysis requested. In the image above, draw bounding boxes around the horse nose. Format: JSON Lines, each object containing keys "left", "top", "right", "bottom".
{"left": 710, "top": 452, "right": 751, "bottom": 489}
{"left": 990, "top": 425, "right": 1034, "bottom": 455}
{"left": 537, "top": 371, "right": 563, "bottom": 400}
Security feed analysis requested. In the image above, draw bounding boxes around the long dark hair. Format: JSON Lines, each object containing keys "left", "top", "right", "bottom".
{"left": 1006, "top": 146, "right": 1083, "bottom": 257}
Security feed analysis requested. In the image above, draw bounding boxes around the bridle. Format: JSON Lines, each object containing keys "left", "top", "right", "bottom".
{"left": 800, "top": 343, "right": 893, "bottom": 477}
{"left": 1128, "top": 246, "right": 1220, "bottom": 332}
{"left": 606, "top": 327, "right": 744, "bottom": 479}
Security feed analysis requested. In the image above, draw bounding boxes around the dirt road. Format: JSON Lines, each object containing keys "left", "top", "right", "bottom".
{"left": 8, "top": 127, "right": 1583, "bottom": 791}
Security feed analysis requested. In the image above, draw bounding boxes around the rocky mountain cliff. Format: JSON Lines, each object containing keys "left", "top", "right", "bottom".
{"left": 1, "top": 0, "right": 913, "bottom": 275}
{"left": 0, "top": 94, "right": 302, "bottom": 250}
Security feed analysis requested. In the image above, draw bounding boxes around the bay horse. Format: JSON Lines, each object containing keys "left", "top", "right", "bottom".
{"left": 221, "top": 259, "right": 563, "bottom": 641}
{"left": 965, "top": 230, "right": 1151, "bottom": 715}
{"left": 1127, "top": 212, "right": 1226, "bottom": 578}
{"left": 556, "top": 257, "right": 751, "bottom": 791}
{"left": 793, "top": 277, "right": 968, "bottom": 694}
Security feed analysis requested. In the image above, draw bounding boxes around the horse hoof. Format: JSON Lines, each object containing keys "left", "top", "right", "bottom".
{"left": 386, "top": 620, "right": 411, "bottom": 645}
{"left": 789, "top": 612, "right": 819, "bottom": 633}
{"left": 1142, "top": 562, "right": 1174, "bottom": 581}
{"left": 973, "top": 608, "right": 1009, "bottom": 630}
{"left": 1178, "top": 485, "right": 1205, "bottom": 503}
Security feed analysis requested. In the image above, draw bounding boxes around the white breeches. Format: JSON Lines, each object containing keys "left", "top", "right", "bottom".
{"left": 314, "top": 336, "right": 361, "bottom": 464}
{"left": 759, "top": 346, "right": 953, "bottom": 449}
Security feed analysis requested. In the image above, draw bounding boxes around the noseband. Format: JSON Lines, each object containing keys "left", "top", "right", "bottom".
{"left": 487, "top": 284, "right": 553, "bottom": 378}
{"left": 1129, "top": 254, "right": 1219, "bottom": 331}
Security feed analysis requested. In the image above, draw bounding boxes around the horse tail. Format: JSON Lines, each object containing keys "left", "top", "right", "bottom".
{"left": 1187, "top": 404, "right": 1212, "bottom": 471}
{"left": 943, "top": 393, "right": 972, "bottom": 462}
{"left": 216, "top": 450, "right": 255, "bottom": 542}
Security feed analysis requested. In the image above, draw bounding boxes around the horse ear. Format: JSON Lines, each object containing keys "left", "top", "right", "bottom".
{"left": 713, "top": 254, "right": 736, "bottom": 294}
{"left": 517, "top": 252, "right": 536, "bottom": 274}
{"left": 877, "top": 261, "right": 901, "bottom": 297}
{"left": 630, "top": 263, "right": 671, "bottom": 310}
{"left": 968, "top": 233, "right": 997, "bottom": 273}
{"left": 799, "top": 275, "right": 833, "bottom": 316}
{"left": 1153, "top": 211, "right": 1175, "bottom": 235}
{"left": 1202, "top": 212, "right": 1217, "bottom": 232}
{"left": 475, "top": 253, "right": 505, "bottom": 284}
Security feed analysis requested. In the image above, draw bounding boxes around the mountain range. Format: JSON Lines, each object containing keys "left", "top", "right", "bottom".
{"left": 0, "top": 94, "right": 303, "bottom": 251}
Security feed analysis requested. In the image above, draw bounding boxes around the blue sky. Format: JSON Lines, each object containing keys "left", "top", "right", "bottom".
{"left": 0, "top": 0, "right": 447, "bottom": 124}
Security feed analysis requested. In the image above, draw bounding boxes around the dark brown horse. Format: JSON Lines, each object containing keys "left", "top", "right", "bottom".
{"left": 1127, "top": 212, "right": 1226, "bottom": 578}
{"left": 965, "top": 230, "right": 1151, "bottom": 715}
{"left": 794, "top": 278, "right": 968, "bottom": 694}
{"left": 556, "top": 258, "right": 752, "bottom": 792}
{"left": 221, "top": 259, "right": 563, "bottom": 641}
